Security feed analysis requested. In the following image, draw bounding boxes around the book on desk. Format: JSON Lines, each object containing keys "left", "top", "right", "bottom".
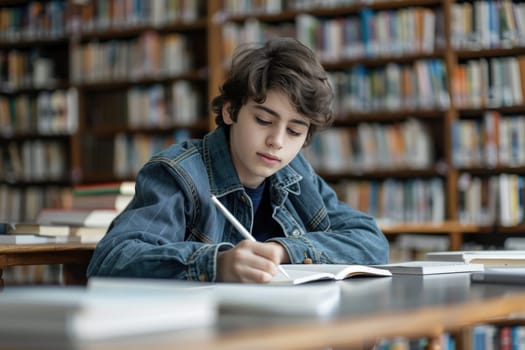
{"left": 1, "top": 223, "right": 71, "bottom": 236}
{"left": 36, "top": 208, "right": 119, "bottom": 228}
{"left": 0, "top": 234, "right": 63, "bottom": 244}
{"left": 373, "top": 261, "right": 485, "bottom": 275}
{"left": 88, "top": 276, "right": 342, "bottom": 316}
{"left": 0, "top": 284, "right": 216, "bottom": 347}
{"left": 69, "top": 181, "right": 135, "bottom": 212}
{"left": 426, "top": 250, "right": 525, "bottom": 267}
{"left": 72, "top": 181, "right": 135, "bottom": 196}
{"left": 0, "top": 222, "right": 107, "bottom": 243}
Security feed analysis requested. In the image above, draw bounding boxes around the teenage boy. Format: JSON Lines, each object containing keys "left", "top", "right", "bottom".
{"left": 87, "top": 37, "right": 389, "bottom": 283}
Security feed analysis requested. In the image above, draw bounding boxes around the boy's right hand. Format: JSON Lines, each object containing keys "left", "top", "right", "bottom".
{"left": 216, "top": 240, "right": 285, "bottom": 283}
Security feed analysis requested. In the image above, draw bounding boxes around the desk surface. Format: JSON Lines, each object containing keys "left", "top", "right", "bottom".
{"left": 69, "top": 274, "right": 525, "bottom": 350}
{"left": 0, "top": 241, "right": 96, "bottom": 253}
{"left": 0, "top": 241, "right": 96, "bottom": 287}
{"left": 0, "top": 241, "right": 95, "bottom": 268}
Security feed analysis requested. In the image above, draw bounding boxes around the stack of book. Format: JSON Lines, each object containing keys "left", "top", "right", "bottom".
{"left": 70, "top": 181, "right": 135, "bottom": 212}
{"left": 31, "top": 181, "right": 136, "bottom": 243}
{"left": 0, "top": 223, "right": 104, "bottom": 244}
{"left": 426, "top": 250, "right": 525, "bottom": 267}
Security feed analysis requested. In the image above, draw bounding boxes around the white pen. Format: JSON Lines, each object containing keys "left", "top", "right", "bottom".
{"left": 211, "top": 195, "right": 290, "bottom": 279}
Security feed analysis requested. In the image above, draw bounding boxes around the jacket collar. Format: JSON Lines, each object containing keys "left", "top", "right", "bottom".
{"left": 203, "top": 127, "right": 302, "bottom": 196}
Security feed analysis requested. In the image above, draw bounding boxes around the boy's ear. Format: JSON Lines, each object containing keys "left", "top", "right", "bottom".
{"left": 222, "top": 102, "right": 234, "bottom": 125}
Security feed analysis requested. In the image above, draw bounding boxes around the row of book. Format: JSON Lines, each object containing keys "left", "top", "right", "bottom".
{"left": 452, "top": 1, "right": 525, "bottom": 50}
{"left": 126, "top": 81, "right": 203, "bottom": 128}
{"left": 458, "top": 173, "right": 525, "bottom": 227}
{"left": 0, "top": 0, "right": 204, "bottom": 43}
{"left": 0, "top": 49, "right": 67, "bottom": 90}
{"left": 0, "top": 1, "right": 66, "bottom": 41}
{"left": 0, "top": 88, "right": 78, "bottom": 136}
{"left": 1, "top": 265, "right": 62, "bottom": 285}
{"left": 327, "top": 59, "right": 449, "bottom": 114}
{"left": 222, "top": 0, "right": 525, "bottom": 54}
{"left": 81, "top": 130, "right": 191, "bottom": 180}
{"left": 297, "top": 8, "right": 441, "bottom": 61}
{"left": 70, "top": 32, "right": 194, "bottom": 83}
{"left": 452, "top": 112, "right": 525, "bottom": 168}
{"left": 375, "top": 334, "right": 455, "bottom": 350}
{"left": 471, "top": 324, "right": 525, "bottom": 350}
{"left": 389, "top": 234, "right": 450, "bottom": 263}
{"left": 1, "top": 140, "right": 68, "bottom": 183}
{"left": 112, "top": 131, "right": 191, "bottom": 179}
{"left": 222, "top": 0, "right": 362, "bottom": 15}
{"left": 69, "top": 0, "right": 204, "bottom": 33}
{"left": 223, "top": 0, "right": 354, "bottom": 16}
{"left": 222, "top": 8, "right": 443, "bottom": 66}
{"left": 85, "top": 82, "right": 203, "bottom": 130}
{"left": 0, "top": 184, "right": 69, "bottom": 223}
{"left": 302, "top": 118, "right": 433, "bottom": 173}
{"left": 452, "top": 56, "right": 525, "bottom": 109}
{"left": 221, "top": 18, "right": 295, "bottom": 66}
{"left": 334, "top": 177, "right": 445, "bottom": 225}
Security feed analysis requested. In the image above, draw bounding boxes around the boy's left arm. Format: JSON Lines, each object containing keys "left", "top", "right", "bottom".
{"left": 270, "top": 173, "right": 389, "bottom": 265}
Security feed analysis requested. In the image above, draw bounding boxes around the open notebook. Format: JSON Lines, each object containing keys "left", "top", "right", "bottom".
{"left": 270, "top": 264, "right": 392, "bottom": 285}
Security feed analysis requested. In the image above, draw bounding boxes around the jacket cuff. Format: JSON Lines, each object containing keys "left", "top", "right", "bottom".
{"left": 269, "top": 236, "right": 321, "bottom": 264}
{"left": 187, "top": 242, "right": 233, "bottom": 282}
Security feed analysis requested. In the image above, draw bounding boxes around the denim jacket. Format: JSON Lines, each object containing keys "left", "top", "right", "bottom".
{"left": 86, "top": 127, "right": 389, "bottom": 281}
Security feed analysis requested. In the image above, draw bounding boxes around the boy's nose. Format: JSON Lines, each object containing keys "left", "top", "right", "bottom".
{"left": 267, "top": 129, "right": 285, "bottom": 149}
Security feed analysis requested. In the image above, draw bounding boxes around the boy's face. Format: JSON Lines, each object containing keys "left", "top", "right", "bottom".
{"left": 222, "top": 90, "right": 310, "bottom": 189}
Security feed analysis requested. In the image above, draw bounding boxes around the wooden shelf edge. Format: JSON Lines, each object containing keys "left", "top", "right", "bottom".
{"left": 379, "top": 221, "right": 481, "bottom": 234}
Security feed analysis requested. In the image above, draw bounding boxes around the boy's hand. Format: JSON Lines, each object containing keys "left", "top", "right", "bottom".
{"left": 216, "top": 241, "right": 289, "bottom": 283}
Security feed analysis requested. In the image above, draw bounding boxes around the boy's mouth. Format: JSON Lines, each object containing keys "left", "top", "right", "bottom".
{"left": 257, "top": 152, "right": 281, "bottom": 164}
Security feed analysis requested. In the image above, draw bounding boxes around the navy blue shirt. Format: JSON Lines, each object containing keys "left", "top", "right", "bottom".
{"left": 244, "top": 181, "right": 282, "bottom": 242}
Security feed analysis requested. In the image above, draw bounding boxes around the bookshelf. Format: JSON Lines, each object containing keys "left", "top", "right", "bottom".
{"left": 214, "top": 0, "right": 525, "bottom": 250}
{"left": 67, "top": 0, "right": 211, "bottom": 183}
{"left": 0, "top": 0, "right": 74, "bottom": 222}
{"left": 2, "top": 0, "right": 525, "bottom": 250}
{"left": 0, "top": 0, "right": 214, "bottom": 221}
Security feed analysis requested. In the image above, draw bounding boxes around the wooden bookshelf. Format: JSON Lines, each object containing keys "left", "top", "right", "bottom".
{"left": 68, "top": 1, "right": 210, "bottom": 183}
{"left": 0, "top": 0, "right": 213, "bottom": 220}
{"left": 380, "top": 220, "right": 481, "bottom": 250}
{"left": 212, "top": 0, "right": 525, "bottom": 250}
{"left": 0, "top": 0, "right": 73, "bottom": 221}
{"left": 3, "top": 0, "right": 525, "bottom": 249}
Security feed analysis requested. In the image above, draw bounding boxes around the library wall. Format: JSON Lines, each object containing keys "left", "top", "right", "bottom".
{"left": 2, "top": 0, "right": 525, "bottom": 252}
{"left": 217, "top": 0, "right": 525, "bottom": 252}
{"left": 0, "top": 0, "right": 209, "bottom": 221}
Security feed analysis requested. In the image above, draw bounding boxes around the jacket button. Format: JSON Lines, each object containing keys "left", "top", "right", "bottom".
{"left": 292, "top": 229, "right": 300, "bottom": 235}
{"left": 303, "top": 258, "right": 313, "bottom": 264}
{"left": 199, "top": 273, "right": 208, "bottom": 282}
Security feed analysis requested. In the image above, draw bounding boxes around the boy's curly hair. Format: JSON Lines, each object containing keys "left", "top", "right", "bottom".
{"left": 211, "top": 37, "right": 334, "bottom": 145}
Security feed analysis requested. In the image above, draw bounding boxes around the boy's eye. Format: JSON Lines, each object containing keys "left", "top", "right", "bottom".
{"left": 287, "top": 128, "right": 302, "bottom": 137}
{"left": 255, "top": 116, "right": 271, "bottom": 125}
{"left": 255, "top": 115, "right": 306, "bottom": 137}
